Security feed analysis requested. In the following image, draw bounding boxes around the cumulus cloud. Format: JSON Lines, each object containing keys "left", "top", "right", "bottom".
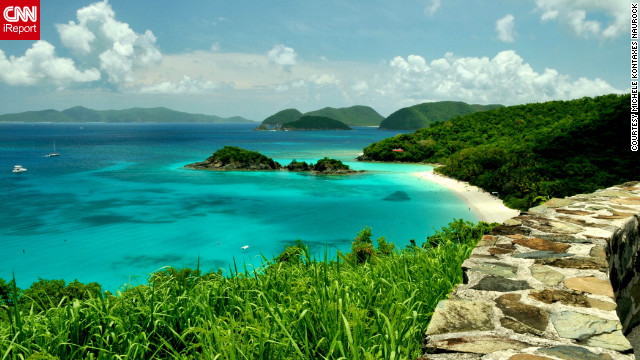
{"left": 534, "top": 0, "right": 626, "bottom": 39}
{"left": 496, "top": 14, "right": 516, "bottom": 42}
{"left": 384, "top": 50, "right": 621, "bottom": 105}
{"left": 424, "top": 0, "right": 441, "bottom": 16}
{"left": 0, "top": 41, "right": 100, "bottom": 86}
{"left": 310, "top": 74, "right": 340, "bottom": 86}
{"left": 56, "top": 0, "right": 161, "bottom": 85}
{"left": 139, "top": 76, "right": 233, "bottom": 94}
{"left": 267, "top": 44, "right": 297, "bottom": 66}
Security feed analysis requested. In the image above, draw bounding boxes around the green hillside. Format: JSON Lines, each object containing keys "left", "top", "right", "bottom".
{"left": 282, "top": 115, "right": 352, "bottom": 130}
{"left": 360, "top": 94, "right": 636, "bottom": 210}
{"left": 305, "top": 105, "right": 384, "bottom": 126}
{"left": 379, "top": 101, "right": 502, "bottom": 130}
{"left": 261, "top": 108, "right": 304, "bottom": 125}
{"left": 0, "top": 107, "right": 255, "bottom": 123}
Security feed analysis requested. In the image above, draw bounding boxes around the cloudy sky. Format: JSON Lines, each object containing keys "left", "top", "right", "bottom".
{"left": 0, "top": 0, "right": 628, "bottom": 120}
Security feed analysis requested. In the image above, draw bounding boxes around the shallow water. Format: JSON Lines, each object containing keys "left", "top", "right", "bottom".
{"left": 0, "top": 123, "right": 476, "bottom": 291}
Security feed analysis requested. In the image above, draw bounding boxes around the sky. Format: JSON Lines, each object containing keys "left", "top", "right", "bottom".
{"left": 0, "top": 0, "right": 630, "bottom": 120}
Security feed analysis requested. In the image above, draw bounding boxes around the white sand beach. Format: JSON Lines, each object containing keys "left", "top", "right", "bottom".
{"left": 415, "top": 170, "right": 520, "bottom": 224}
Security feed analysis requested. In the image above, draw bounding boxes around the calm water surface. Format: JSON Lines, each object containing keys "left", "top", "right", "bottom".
{"left": 0, "top": 123, "right": 476, "bottom": 291}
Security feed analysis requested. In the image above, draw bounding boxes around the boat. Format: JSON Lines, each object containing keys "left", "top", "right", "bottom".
{"left": 12, "top": 165, "right": 27, "bottom": 173}
{"left": 241, "top": 245, "right": 249, "bottom": 250}
{"left": 46, "top": 142, "right": 59, "bottom": 157}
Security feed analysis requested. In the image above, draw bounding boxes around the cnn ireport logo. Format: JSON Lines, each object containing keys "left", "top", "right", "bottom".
{"left": 1, "top": 0, "right": 40, "bottom": 40}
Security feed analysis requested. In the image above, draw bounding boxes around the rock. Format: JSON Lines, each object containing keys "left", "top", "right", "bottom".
{"left": 589, "top": 245, "right": 606, "bottom": 259}
{"left": 584, "top": 330, "right": 633, "bottom": 351}
{"left": 612, "top": 197, "right": 640, "bottom": 205}
{"left": 555, "top": 209, "right": 596, "bottom": 216}
{"left": 539, "top": 345, "right": 614, "bottom": 360}
{"left": 513, "top": 251, "right": 573, "bottom": 259}
{"left": 490, "top": 225, "right": 531, "bottom": 236}
{"left": 426, "top": 300, "right": 494, "bottom": 335}
{"left": 427, "top": 335, "right": 530, "bottom": 354}
{"left": 528, "top": 289, "right": 590, "bottom": 307}
{"left": 551, "top": 311, "right": 620, "bottom": 340}
{"left": 488, "top": 247, "right": 515, "bottom": 255}
{"left": 545, "top": 198, "right": 577, "bottom": 208}
{"left": 496, "top": 294, "right": 549, "bottom": 331}
{"left": 586, "top": 298, "right": 617, "bottom": 311}
{"left": 535, "top": 257, "right": 608, "bottom": 271}
{"left": 530, "top": 265, "right": 564, "bottom": 286}
{"left": 468, "top": 262, "right": 518, "bottom": 278}
{"left": 563, "top": 277, "right": 615, "bottom": 298}
{"left": 513, "top": 238, "right": 570, "bottom": 253}
{"left": 509, "top": 355, "right": 555, "bottom": 360}
{"left": 472, "top": 276, "right": 531, "bottom": 292}
{"left": 477, "top": 235, "right": 497, "bottom": 247}
{"left": 504, "top": 218, "right": 522, "bottom": 226}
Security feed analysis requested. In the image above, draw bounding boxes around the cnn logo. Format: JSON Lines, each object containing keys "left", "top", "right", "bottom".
{"left": 1, "top": 0, "right": 40, "bottom": 40}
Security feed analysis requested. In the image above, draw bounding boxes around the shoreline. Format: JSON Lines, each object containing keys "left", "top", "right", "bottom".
{"left": 415, "top": 170, "right": 520, "bottom": 224}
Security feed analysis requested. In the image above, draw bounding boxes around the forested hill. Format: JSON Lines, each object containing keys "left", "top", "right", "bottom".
{"left": 359, "top": 94, "right": 636, "bottom": 210}
{"left": 260, "top": 105, "right": 383, "bottom": 127}
{"left": 0, "top": 106, "right": 255, "bottom": 123}
{"left": 378, "top": 101, "right": 503, "bottom": 130}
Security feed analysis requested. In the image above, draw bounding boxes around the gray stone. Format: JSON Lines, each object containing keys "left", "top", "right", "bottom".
{"left": 468, "top": 262, "right": 517, "bottom": 278}
{"left": 535, "top": 257, "right": 608, "bottom": 271}
{"left": 496, "top": 294, "right": 549, "bottom": 331}
{"left": 545, "top": 198, "right": 576, "bottom": 208}
{"left": 504, "top": 218, "right": 522, "bottom": 226}
{"left": 539, "top": 345, "right": 613, "bottom": 360}
{"left": 551, "top": 311, "right": 620, "bottom": 340}
{"left": 513, "top": 251, "right": 573, "bottom": 259}
{"left": 426, "top": 335, "right": 530, "bottom": 354}
{"left": 584, "top": 330, "right": 633, "bottom": 351}
{"left": 472, "top": 276, "right": 531, "bottom": 292}
{"left": 530, "top": 265, "right": 564, "bottom": 286}
{"left": 426, "top": 300, "right": 494, "bottom": 335}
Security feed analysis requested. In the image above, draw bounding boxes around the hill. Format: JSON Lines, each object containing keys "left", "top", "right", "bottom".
{"left": 379, "top": 101, "right": 503, "bottom": 130}
{"left": 359, "top": 94, "right": 637, "bottom": 210}
{"left": 0, "top": 107, "right": 254, "bottom": 123}
{"left": 282, "top": 115, "right": 352, "bottom": 130}
{"left": 261, "top": 108, "right": 304, "bottom": 126}
{"left": 259, "top": 106, "right": 383, "bottom": 128}
{"left": 305, "top": 105, "right": 384, "bottom": 126}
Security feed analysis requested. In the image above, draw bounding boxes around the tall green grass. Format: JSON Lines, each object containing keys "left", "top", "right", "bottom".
{"left": 0, "top": 220, "right": 493, "bottom": 359}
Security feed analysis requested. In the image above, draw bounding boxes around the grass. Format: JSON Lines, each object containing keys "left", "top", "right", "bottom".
{"left": 0, "top": 220, "right": 493, "bottom": 359}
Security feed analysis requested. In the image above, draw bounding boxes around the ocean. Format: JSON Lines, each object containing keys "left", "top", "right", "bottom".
{"left": 0, "top": 123, "right": 476, "bottom": 292}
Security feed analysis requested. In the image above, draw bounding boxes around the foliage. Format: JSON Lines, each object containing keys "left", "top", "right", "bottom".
{"left": 261, "top": 108, "right": 303, "bottom": 125}
{"left": 282, "top": 116, "right": 352, "bottom": 130}
{"left": 305, "top": 105, "right": 384, "bottom": 126}
{"left": 286, "top": 159, "right": 312, "bottom": 172}
{"left": 423, "top": 219, "right": 497, "bottom": 248}
{"left": 207, "top": 146, "right": 281, "bottom": 169}
{"left": 379, "top": 101, "right": 502, "bottom": 130}
{"left": 361, "top": 94, "right": 637, "bottom": 210}
{"left": 0, "top": 220, "right": 491, "bottom": 359}
{"left": 313, "top": 157, "right": 351, "bottom": 172}
{"left": 276, "top": 239, "right": 308, "bottom": 264}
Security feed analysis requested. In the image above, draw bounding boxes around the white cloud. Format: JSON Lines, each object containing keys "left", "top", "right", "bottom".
{"left": 310, "top": 74, "right": 340, "bottom": 86}
{"left": 383, "top": 50, "right": 621, "bottom": 105}
{"left": 496, "top": 14, "right": 516, "bottom": 43}
{"left": 0, "top": 41, "right": 100, "bottom": 86}
{"left": 267, "top": 44, "right": 297, "bottom": 66}
{"left": 534, "top": 0, "right": 626, "bottom": 39}
{"left": 424, "top": 0, "right": 441, "bottom": 16}
{"left": 139, "top": 76, "right": 233, "bottom": 94}
{"left": 56, "top": 0, "right": 161, "bottom": 85}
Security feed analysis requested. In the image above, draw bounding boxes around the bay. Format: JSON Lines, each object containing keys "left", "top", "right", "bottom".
{"left": 0, "top": 123, "right": 476, "bottom": 291}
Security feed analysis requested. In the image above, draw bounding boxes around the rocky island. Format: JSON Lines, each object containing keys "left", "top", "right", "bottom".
{"left": 185, "top": 146, "right": 361, "bottom": 175}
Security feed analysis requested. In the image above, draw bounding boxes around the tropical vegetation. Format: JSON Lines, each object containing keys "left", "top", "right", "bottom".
{"left": 282, "top": 116, "right": 352, "bottom": 131}
{"left": 378, "top": 101, "right": 502, "bottom": 130}
{"left": 360, "top": 94, "right": 636, "bottom": 210}
{"left": 0, "top": 220, "right": 495, "bottom": 359}
{"left": 259, "top": 106, "right": 383, "bottom": 128}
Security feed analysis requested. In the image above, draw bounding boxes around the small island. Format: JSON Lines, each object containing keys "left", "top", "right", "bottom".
{"left": 283, "top": 116, "right": 352, "bottom": 131}
{"left": 185, "top": 146, "right": 361, "bottom": 175}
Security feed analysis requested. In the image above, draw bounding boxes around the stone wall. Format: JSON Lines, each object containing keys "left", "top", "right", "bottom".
{"left": 419, "top": 182, "right": 640, "bottom": 360}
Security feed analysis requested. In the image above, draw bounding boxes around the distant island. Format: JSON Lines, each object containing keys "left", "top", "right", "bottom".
{"left": 0, "top": 106, "right": 255, "bottom": 124}
{"left": 257, "top": 105, "right": 383, "bottom": 130}
{"left": 185, "top": 146, "right": 360, "bottom": 175}
{"left": 282, "top": 116, "right": 352, "bottom": 131}
{"left": 378, "top": 101, "right": 503, "bottom": 130}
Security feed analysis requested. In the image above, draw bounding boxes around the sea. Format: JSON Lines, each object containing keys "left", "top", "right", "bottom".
{"left": 0, "top": 123, "right": 476, "bottom": 292}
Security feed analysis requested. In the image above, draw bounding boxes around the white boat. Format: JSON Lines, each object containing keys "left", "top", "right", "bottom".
{"left": 241, "top": 245, "right": 249, "bottom": 250}
{"left": 46, "top": 142, "right": 59, "bottom": 157}
{"left": 12, "top": 165, "right": 27, "bottom": 173}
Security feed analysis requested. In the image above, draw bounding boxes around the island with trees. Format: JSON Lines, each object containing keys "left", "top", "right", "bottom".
{"left": 185, "top": 146, "right": 360, "bottom": 175}
{"left": 256, "top": 105, "right": 383, "bottom": 130}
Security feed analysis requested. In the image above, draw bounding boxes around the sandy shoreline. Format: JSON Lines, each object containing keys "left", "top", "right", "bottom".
{"left": 415, "top": 170, "right": 520, "bottom": 224}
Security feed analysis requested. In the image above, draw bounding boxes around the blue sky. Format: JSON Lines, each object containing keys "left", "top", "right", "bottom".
{"left": 0, "top": 0, "right": 629, "bottom": 120}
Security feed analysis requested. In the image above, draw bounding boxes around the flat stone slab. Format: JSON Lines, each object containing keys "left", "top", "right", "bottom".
{"left": 468, "top": 262, "right": 518, "bottom": 278}
{"left": 564, "top": 276, "right": 615, "bottom": 298}
{"left": 513, "top": 237, "right": 571, "bottom": 252}
{"left": 530, "top": 264, "right": 564, "bottom": 286}
{"left": 535, "top": 257, "right": 608, "bottom": 271}
{"left": 551, "top": 311, "right": 620, "bottom": 341}
{"left": 496, "top": 294, "right": 549, "bottom": 331}
{"left": 539, "top": 345, "right": 614, "bottom": 360}
{"left": 426, "top": 300, "right": 494, "bottom": 335}
{"left": 427, "top": 335, "right": 531, "bottom": 354}
{"left": 472, "top": 276, "right": 532, "bottom": 292}
{"left": 513, "top": 251, "right": 573, "bottom": 259}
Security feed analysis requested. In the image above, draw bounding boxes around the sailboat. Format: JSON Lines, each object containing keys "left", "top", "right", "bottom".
{"left": 46, "top": 142, "right": 59, "bottom": 157}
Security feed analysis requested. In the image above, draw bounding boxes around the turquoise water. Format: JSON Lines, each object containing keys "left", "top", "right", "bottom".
{"left": 0, "top": 123, "right": 476, "bottom": 291}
